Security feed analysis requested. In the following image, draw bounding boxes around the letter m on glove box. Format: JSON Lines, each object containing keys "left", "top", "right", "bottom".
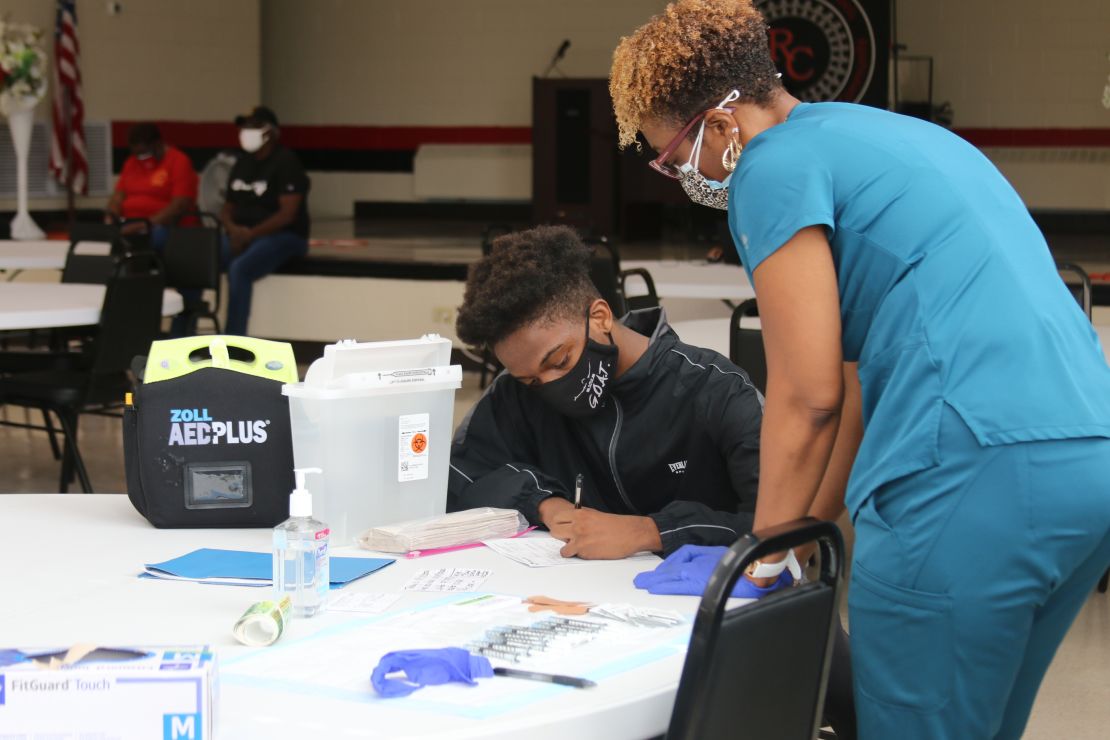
{"left": 164, "top": 713, "right": 201, "bottom": 740}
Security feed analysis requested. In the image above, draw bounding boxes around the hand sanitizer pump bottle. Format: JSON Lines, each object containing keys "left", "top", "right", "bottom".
{"left": 273, "top": 467, "right": 330, "bottom": 617}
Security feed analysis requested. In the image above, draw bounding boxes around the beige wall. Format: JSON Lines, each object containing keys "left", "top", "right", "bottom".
{"left": 3, "top": 0, "right": 260, "bottom": 211}
{"left": 261, "top": 0, "right": 666, "bottom": 126}
{"left": 4, "top": 0, "right": 260, "bottom": 122}
{"left": 898, "top": 0, "right": 1108, "bottom": 128}
{"left": 898, "top": 0, "right": 1110, "bottom": 209}
{"left": 264, "top": 0, "right": 1110, "bottom": 213}
{"left": 261, "top": 0, "right": 668, "bottom": 212}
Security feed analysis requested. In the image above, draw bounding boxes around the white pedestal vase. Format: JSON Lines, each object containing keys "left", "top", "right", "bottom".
{"left": 2, "top": 94, "right": 46, "bottom": 241}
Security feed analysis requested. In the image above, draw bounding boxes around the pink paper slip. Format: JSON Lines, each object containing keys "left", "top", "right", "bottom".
{"left": 404, "top": 526, "right": 538, "bottom": 559}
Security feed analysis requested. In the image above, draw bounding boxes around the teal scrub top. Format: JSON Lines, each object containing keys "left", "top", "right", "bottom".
{"left": 729, "top": 102, "right": 1110, "bottom": 515}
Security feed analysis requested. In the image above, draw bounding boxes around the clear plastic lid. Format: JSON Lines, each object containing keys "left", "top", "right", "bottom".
{"left": 282, "top": 335, "right": 461, "bottom": 400}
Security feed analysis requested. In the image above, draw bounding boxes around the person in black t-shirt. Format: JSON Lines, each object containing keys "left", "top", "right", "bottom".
{"left": 219, "top": 106, "right": 311, "bottom": 335}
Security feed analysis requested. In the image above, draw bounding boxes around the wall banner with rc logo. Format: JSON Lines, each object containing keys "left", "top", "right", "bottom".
{"left": 756, "top": 0, "right": 891, "bottom": 109}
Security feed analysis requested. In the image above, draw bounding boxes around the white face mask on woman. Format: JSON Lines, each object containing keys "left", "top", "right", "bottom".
{"left": 678, "top": 89, "right": 742, "bottom": 211}
{"left": 239, "top": 126, "right": 269, "bottom": 153}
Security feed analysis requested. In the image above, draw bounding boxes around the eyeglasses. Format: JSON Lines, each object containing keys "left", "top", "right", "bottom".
{"left": 648, "top": 105, "right": 737, "bottom": 179}
{"left": 648, "top": 87, "right": 741, "bottom": 177}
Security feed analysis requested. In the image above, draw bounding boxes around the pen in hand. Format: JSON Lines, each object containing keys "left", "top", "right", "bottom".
{"left": 574, "top": 474, "right": 583, "bottom": 509}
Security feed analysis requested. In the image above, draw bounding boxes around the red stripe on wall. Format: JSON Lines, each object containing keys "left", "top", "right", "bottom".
{"left": 114, "top": 121, "right": 1110, "bottom": 151}
{"left": 112, "top": 121, "right": 532, "bottom": 150}
{"left": 952, "top": 128, "right": 1110, "bottom": 148}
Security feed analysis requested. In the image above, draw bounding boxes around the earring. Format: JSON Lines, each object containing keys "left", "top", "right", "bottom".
{"left": 722, "top": 128, "right": 742, "bottom": 173}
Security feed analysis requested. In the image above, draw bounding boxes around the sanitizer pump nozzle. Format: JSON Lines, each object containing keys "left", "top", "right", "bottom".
{"left": 289, "top": 466, "right": 322, "bottom": 517}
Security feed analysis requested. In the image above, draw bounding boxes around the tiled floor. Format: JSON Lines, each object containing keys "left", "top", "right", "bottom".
{"left": 1, "top": 368, "right": 1108, "bottom": 738}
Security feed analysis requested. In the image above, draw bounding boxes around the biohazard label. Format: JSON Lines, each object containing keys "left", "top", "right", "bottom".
{"left": 398, "top": 413, "right": 430, "bottom": 483}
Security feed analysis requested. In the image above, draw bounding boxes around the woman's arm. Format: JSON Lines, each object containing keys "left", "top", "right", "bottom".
{"left": 751, "top": 225, "right": 845, "bottom": 533}
{"left": 809, "top": 361, "right": 862, "bottom": 523}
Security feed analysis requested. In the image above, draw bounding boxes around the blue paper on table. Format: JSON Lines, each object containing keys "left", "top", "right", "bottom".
{"left": 141, "top": 548, "right": 394, "bottom": 588}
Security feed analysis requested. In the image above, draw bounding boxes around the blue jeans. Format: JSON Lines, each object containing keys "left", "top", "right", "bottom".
{"left": 849, "top": 404, "right": 1110, "bottom": 739}
{"left": 222, "top": 231, "right": 308, "bottom": 336}
{"left": 149, "top": 224, "right": 169, "bottom": 251}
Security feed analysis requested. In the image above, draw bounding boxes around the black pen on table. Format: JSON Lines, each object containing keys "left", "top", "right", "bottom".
{"left": 493, "top": 666, "right": 596, "bottom": 689}
{"left": 574, "top": 473, "right": 583, "bottom": 509}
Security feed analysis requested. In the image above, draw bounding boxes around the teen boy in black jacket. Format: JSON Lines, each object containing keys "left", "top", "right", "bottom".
{"left": 447, "top": 225, "right": 764, "bottom": 559}
{"left": 448, "top": 226, "right": 857, "bottom": 737}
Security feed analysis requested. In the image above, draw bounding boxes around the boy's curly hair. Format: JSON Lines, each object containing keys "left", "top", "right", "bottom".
{"left": 456, "top": 225, "right": 600, "bottom": 350}
{"left": 609, "top": 0, "right": 781, "bottom": 149}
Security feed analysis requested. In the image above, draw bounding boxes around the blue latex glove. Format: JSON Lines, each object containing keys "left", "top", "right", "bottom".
{"left": 633, "top": 544, "right": 794, "bottom": 599}
{"left": 0, "top": 649, "right": 28, "bottom": 667}
{"left": 371, "top": 648, "right": 493, "bottom": 698}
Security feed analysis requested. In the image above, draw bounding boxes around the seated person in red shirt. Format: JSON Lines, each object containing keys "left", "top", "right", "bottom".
{"left": 105, "top": 123, "right": 198, "bottom": 249}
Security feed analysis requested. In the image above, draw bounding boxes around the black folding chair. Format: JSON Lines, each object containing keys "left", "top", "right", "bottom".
{"left": 729, "top": 298, "right": 767, "bottom": 394}
{"left": 0, "top": 253, "right": 166, "bottom": 492}
{"left": 585, "top": 236, "right": 626, "bottom": 316}
{"left": 62, "top": 223, "right": 122, "bottom": 285}
{"left": 619, "top": 267, "right": 660, "bottom": 313}
{"left": 163, "top": 212, "right": 224, "bottom": 335}
{"left": 480, "top": 223, "right": 514, "bottom": 257}
{"left": 1054, "top": 263, "right": 1108, "bottom": 592}
{"left": 1056, "top": 261, "right": 1092, "bottom": 321}
{"left": 667, "top": 518, "right": 846, "bottom": 740}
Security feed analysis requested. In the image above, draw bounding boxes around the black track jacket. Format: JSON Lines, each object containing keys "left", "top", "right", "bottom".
{"left": 447, "top": 307, "right": 764, "bottom": 555}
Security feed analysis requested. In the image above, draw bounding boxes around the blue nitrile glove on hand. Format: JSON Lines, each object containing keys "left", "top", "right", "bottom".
{"left": 633, "top": 544, "right": 795, "bottom": 600}
{"left": 371, "top": 648, "right": 494, "bottom": 698}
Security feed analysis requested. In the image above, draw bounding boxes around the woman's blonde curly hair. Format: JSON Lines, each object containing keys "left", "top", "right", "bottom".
{"left": 609, "top": 0, "right": 781, "bottom": 149}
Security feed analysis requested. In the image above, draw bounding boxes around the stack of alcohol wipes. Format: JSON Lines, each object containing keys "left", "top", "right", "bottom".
{"left": 357, "top": 507, "right": 528, "bottom": 554}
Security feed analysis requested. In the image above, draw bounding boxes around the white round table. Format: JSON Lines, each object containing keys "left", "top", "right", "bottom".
{"left": 623, "top": 259, "right": 755, "bottom": 303}
{"left": 0, "top": 239, "right": 110, "bottom": 272}
{"left": 0, "top": 283, "right": 184, "bottom": 331}
{"left": 1, "top": 495, "right": 699, "bottom": 740}
{"left": 673, "top": 319, "right": 1109, "bottom": 362}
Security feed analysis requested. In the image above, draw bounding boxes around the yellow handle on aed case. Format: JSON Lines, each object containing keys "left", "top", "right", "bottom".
{"left": 143, "top": 335, "right": 299, "bottom": 384}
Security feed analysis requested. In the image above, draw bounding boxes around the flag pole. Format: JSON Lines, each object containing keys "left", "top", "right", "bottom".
{"left": 63, "top": 84, "right": 75, "bottom": 230}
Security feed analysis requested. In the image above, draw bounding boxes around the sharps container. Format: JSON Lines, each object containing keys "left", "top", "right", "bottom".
{"left": 282, "top": 335, "right": 462, "bottom": 545}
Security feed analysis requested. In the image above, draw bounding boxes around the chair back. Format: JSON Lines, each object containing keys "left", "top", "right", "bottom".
{"left": 480, "top": 223, "right": 514, "bottom": 256}
{"left": 667, "top": 518, "right": 845, "bottom": 740}
{"left": 585, "top": 237, "right": 626, "bottom": 316}
{"left": 89, "top": 255, "right": 166, "bottom": 376}
{"left": 62, "top": 253, "right": 118, "bottom": 285}
{"left": 729, "top": 298, "right": 767, "bottom": 394}
{"left": 1056, "top": 261, "right": 1092, "bottom": 321}
{"left": 163, "top": 223, "right": 222, "bottom": 294}
{"left": 620, "top": 267, "right": 660, "bottom": 312}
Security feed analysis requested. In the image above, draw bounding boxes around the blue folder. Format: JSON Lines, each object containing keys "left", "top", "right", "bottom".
{"left": 142, "top": 548, "right": 394, "bottom": 588}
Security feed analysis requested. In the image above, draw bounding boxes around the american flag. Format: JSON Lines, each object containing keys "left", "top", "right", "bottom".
{"left": 49, "top": 0, "right": 87, "bottom": 195}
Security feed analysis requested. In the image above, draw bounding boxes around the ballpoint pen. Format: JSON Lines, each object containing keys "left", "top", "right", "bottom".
{"left": 493, "top": 667, "right": 596, "bottom": 689}
{"left": 574, "top": 474, "right": 583, "bottom": 509}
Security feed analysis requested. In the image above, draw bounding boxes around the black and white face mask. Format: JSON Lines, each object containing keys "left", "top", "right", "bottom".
{"left": 678, "top": 166, "right": 731, "bottom": 210}
{"left": 531, "top": 312, "right": 619, "bottom": 418}
{"left": 675, "top": 88, "right": 739, "bottom": 211}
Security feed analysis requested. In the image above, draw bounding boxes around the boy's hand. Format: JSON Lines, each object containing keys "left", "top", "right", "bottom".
{"left": 554, "top": 508, "right": 662, "bottom": 560}
{"left": 538, "top": 497, "right": 575, "bottom": 541}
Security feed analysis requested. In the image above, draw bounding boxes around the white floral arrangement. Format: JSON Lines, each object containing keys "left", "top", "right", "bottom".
{"left": 0, "top": 18, "right": 47, "bottom": 105}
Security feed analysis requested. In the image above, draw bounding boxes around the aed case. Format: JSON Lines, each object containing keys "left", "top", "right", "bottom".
{"left": 123, "top": 336, "right": 298, "bottom": 528}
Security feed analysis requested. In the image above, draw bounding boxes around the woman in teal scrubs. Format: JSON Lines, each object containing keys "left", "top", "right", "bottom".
{"left": 610, "top": 1, "right": 1110, "bottom": 737}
